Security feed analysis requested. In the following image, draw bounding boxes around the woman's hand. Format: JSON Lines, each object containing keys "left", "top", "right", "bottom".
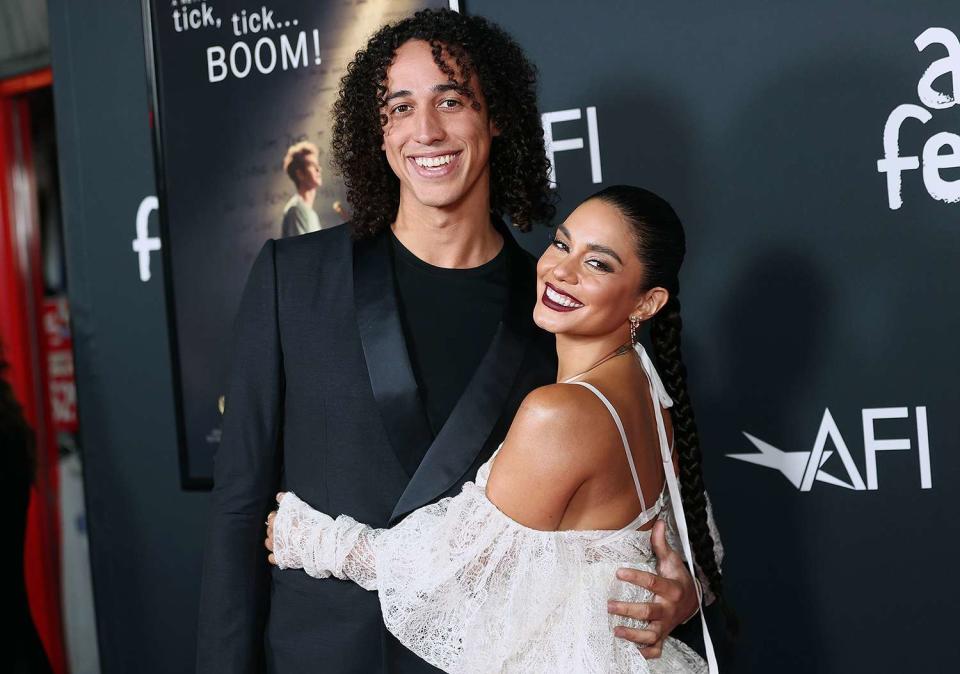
{"left": 264, "top": 492, "right": 287, "bottom": 565}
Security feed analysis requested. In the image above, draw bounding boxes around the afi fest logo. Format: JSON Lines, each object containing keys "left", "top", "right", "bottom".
{"left": 728, "top": 407, "right": 932, "bottom": 492}
{"left": 878, "top": 27, "right": 960, "bottom": 209}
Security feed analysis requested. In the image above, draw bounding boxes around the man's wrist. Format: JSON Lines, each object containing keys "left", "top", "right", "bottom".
{"left": 681, "top": 577, "right": 703, "bottom": 624}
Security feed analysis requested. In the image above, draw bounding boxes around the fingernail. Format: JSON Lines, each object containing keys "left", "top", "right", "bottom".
{"left": 616, "top": 569, "right": 628, "bottom": 580}
{"left": 607, "top": 600, "right": 616, "bottom": 612}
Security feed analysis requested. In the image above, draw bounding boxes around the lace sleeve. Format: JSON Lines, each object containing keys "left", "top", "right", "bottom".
{"left": 272, "top": 485, "right": 599, "bottom": 673}
{"left": 271, "top": 492, "right": 384, "bottom": 591}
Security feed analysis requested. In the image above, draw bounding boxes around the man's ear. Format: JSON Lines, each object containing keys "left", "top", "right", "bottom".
{"left": 634, "top": 287, "right": 670, "bottom": 321}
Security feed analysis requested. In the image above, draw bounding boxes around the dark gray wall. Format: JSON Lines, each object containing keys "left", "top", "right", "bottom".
{"left": 47, "top": 1, "right": 208, "bottom": 672}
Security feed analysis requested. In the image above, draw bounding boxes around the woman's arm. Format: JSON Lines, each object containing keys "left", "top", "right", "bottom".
{"left": 265, "top": 384, "right": 600, "bottom": 583}
{"left": 266, "top": 494, "right": 382, "bottom": 590}
{"left": 263, "top": 383, "right": 698, "bottom": 670}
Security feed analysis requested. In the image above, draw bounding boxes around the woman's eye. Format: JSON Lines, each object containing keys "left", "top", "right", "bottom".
{"left": 586, "top": 259, "right": 613, "bottom": 273}
{"left": 392, "top": 104, "right": 412, "bottom": 115}
{"left": 550, "top": 238, "right": 569, "bottom": 252}
{"left": 439, "top": 99, "right": 461, "bottom": 109}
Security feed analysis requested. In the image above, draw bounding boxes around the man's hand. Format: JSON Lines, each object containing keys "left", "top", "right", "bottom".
{"left": 607, "top": 519, "right": 699, "bottom": 659}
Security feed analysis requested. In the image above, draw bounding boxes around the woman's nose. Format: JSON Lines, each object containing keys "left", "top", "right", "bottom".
{"left": 551, "top": 257, "right": 577, "bottom": 284}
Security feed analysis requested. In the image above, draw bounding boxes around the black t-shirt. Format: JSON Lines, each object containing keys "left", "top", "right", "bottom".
{"left": 390, "top": 230, "right": 509, "bottom": 448}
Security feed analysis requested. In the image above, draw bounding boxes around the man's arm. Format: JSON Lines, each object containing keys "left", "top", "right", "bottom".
{"left": 607, "top": 519, "right": 700, "bottom": 659}
{"left": 197, "top": 240, "right": 284, "bottom": 674}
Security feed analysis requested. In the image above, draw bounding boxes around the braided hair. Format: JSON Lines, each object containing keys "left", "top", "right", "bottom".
{"left": 591, "top": 185, "right": 736, "bottom": 633}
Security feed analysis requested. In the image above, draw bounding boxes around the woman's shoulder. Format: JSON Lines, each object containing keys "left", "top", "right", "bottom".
{"left": 485, "top": 382, "right": 630, "bottom": 530}
{"left": 506, "top": 383, "right": 622, "bottom": 466}
{"left": 518, "top": 381, "right": 605, "bottom": 421}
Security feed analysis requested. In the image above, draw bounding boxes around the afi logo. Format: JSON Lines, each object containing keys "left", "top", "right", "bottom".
{"left": 877, "top": 27, "right": 960, "bottom": 209}
{"left": 728, "top": 407, "right": 932, "bottom": 491}
{"left": 541, "top": 107, "right": 602, "bottom": 188}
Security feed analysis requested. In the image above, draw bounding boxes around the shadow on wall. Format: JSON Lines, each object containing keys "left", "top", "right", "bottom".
{"left": 707, "top": 248, "right": 831, "bottom": 673}
{"left": 693, "top": 50, "right": 917, "bottom": 673}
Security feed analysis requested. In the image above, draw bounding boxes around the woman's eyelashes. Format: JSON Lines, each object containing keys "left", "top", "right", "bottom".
{"left": 586, "top": 259, "right": 613, "bottom": 273}
{"left": 550, "top": 238, "right": 614, "bottom": 273}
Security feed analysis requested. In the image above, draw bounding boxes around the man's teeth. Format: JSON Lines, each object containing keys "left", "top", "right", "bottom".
{"left": 546, "top": 286, "right": 583, "bottom": 308}
{"left": 414, "top": 154, "right": 456, "bottom": 168}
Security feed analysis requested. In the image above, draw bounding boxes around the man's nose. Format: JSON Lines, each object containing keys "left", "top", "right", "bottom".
{"left": 413, "top": 106, "right": 445, "bottom": 145}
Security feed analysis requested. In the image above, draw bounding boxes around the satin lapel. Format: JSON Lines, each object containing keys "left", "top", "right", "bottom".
{"left": 390, "top": 226, "right": 537, "bottom": 523}
{"left": 353, "top": 231, "right": 433, "bottom": 476}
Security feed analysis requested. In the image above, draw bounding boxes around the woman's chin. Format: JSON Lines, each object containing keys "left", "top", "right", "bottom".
{"left": 532, "top": 308, "right": 567, "bottom": 335}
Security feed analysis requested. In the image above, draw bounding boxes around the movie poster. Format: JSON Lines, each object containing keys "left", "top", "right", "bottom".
{"left": 145, "top": 0, "right": 451, "bottom": 487}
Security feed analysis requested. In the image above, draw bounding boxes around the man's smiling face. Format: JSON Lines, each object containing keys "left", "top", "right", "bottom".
{"left": 380, "top": 39, "right": 499, "bottom": 213}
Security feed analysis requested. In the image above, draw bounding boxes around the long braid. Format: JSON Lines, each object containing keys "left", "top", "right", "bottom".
{"left": 591, "top": 184, "right": 737, "bottom": 637}
{"left": 650, "top": 297, "right": 736, "bottom": 634}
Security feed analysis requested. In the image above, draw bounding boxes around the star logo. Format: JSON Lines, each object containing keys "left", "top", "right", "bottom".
{"left": 727, "top": 409, "right": 867, "bottom": 492}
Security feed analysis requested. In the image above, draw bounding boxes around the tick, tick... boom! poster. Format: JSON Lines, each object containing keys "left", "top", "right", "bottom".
{"left": 145, "top": 0, "right": 449, "bottom": 487}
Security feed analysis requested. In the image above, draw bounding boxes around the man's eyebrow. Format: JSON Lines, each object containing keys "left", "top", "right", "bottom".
{"left": 385, "top": 83, "right": 471, "bottom": 104}
{"left": 383, "top": 89, "right": 412, "bottom": 104}
{"left": 433, "top": 83, "right": 467, "bottom": 94}
{"left": 557, "top": 224, "right": 623, "bottom": 264}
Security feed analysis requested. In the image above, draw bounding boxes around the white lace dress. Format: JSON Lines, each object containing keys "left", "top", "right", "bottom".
{"left": 273, "top": 344, "right": 718, "bottom": 673}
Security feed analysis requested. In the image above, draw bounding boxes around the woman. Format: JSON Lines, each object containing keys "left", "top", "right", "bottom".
{"left": 266, "top": 186, "right": 727, "bottom": 673}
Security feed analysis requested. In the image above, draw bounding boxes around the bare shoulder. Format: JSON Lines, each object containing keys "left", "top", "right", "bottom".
{"left": 507, "top": 383, "right": 615, "bottom": 455}
{"left": 485, "top": 384, "right": 620, "bottom": 530}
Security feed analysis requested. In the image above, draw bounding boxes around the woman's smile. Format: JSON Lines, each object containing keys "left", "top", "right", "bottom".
{"left": 542, "top": 282, "right": 585, "bottom": 311}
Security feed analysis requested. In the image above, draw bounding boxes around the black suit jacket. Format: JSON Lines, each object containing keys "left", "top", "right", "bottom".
{"left": 196, "top": 222, "right": 556, "bottom": 674}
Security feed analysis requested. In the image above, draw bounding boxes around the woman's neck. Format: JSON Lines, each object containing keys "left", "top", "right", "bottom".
{"left": 555, "top": 330, "right": 632, "bottom": 383}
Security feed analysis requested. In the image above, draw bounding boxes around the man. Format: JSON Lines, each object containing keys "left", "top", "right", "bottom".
{"left": 280, "top": 141, "right": 323, "bottom": 237}
{"left": 197, "top": 9, "right": 700, "bottom": 674}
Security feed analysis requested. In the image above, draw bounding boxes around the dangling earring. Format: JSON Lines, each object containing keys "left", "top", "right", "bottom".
{"left": 629, "top": 315, "right": 641, "bottom": 344}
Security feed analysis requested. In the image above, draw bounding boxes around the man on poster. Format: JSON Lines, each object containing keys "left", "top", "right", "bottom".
{"left": 280, "top": 141, "right": 324, "bottom": 237}
{"left": 197, "top": 9, "right": 701, "bottom": 673}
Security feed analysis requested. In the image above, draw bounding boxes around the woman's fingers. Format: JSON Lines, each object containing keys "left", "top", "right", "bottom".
{"left": 265, "top": 510, "right": 277, "bottom": 550}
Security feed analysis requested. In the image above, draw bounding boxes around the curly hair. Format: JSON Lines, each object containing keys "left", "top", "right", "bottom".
{"left": 590, "top": 185, "right": 738, "bottom": 637}
{"left": 331, "top": 8, "right": 555, "bottom": 238}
